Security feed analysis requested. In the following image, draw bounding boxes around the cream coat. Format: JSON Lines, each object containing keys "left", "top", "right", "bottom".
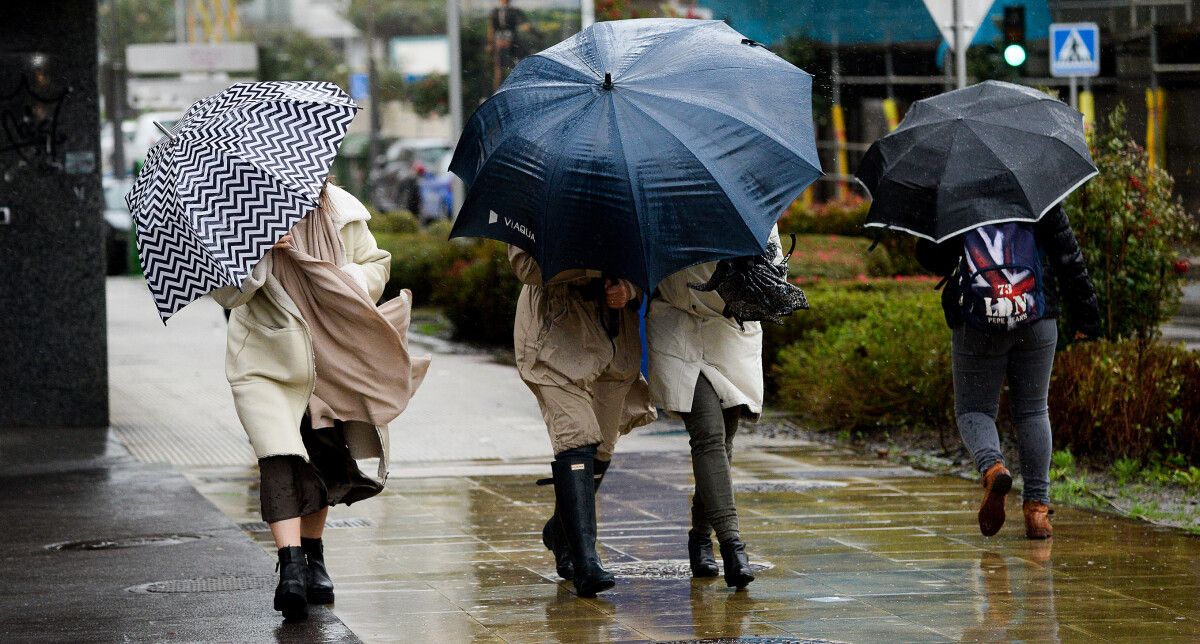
{"left": 509, "top": 247, "right": 656, "bottom": 457}
{"left": 211, "top": 185, "right": 393, "bottom": 476}
{"left": 646, "top": 227, "right": 783, "bottom": 418}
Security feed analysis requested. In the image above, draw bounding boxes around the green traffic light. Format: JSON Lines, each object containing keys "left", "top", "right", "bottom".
{"left": 1004, "top": 44, "right": 1027, "bottom": 67}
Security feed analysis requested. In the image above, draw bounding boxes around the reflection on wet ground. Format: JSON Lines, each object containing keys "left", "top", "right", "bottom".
{"left": 189, "top": 442, "right": 1200, "bottom": 643}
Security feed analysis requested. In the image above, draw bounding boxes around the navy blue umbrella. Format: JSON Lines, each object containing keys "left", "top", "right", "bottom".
{"left": 449, "top": 18, "right": 822, "bottom": 289}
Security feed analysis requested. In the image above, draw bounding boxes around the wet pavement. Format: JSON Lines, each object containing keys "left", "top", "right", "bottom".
{"left": 190, "top": 445, "right": 1200, "bottom": 643}
{"left": 10, "top": 275, "right": 1194, "bottom": 642}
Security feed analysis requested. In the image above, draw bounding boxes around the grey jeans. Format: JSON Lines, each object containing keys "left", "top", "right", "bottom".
{"left": 952, "top": 318, "right": 1057, "bottom": 503}
{"left": 682, "top": 375, "right": 742, "bottom": 544}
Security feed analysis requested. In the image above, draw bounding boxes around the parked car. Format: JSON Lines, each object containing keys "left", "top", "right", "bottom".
{"left": 368, "top": 138, "right": 452, "bottom": 216}
{"left": 103, "top": 177, "right": 133, "bottom": 275}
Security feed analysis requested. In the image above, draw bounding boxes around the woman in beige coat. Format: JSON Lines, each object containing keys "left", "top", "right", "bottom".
{"left": 213, "top": 183, "right": 427, "bottom": 621}
{"left": 645, "top": 227, "right": 782, "bottom": 589}
{"left": 509, "top": 247, "right": 656, "bottom": 597}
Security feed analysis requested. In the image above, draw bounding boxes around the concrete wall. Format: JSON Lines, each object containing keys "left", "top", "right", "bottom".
{"left": 0, "top": 2, "right": 107, "bottom": 427}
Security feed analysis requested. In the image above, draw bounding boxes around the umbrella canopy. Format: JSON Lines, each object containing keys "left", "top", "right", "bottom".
{"left": 856, "top": 80, "right": 1097, "bottom": 243}
{"left": 449, "top": 18, "right": 823, "bottom": 290}
{"left": 126, "top": 81, "right": 358, "bottom": 321}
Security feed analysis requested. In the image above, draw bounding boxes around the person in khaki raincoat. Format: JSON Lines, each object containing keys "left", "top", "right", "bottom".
{"left": 212, "top": 183, "right": 427, "bottom": 621}
{"left": 509, "top": 246, "right": 655, "bottom": 598}
{"left": 645, "top": 226, "right": 783, "bottom": 589}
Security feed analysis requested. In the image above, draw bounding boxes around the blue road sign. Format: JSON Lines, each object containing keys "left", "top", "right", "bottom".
{"left": 1050, "top": 22, "right": 1100, "bottom": 77}
{"left": 349, "top": 72, "right": 370, "bottom": 102}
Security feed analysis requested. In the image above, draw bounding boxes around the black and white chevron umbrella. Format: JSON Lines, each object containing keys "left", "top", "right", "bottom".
{"left": 125, "top": 81, "right": 359, "bottom": 321}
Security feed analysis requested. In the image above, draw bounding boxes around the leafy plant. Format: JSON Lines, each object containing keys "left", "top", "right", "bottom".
{"left": 1050, "top": 449, "right": 1076, "bottom": 480}
{"left": 1061, "top": 105, "right": 1198, "bottom": 341}
{"left": 1110, "top": 457, "right": 1140, "bottom": 485}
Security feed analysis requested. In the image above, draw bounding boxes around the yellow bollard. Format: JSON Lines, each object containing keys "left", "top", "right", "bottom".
{"left": 1155, "top": 87, "right": 1167, "bottom": 167}
{"left": 1079, "top": 90, "right": 1095, "bottom": 138}
{"left": 882, "top": 98, "right": 900, "bottom": 132}
{"left": 832, "top": 103, "right": 849, "bottom": 201}
{"left": 1145, "top": 88, "right": 1157, "bottom": 169}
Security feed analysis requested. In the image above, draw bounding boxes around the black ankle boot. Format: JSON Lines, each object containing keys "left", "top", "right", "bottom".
{"left": 274, "top": 546, "right": 309, "bottom": 621}
{"left": 541, "top": 458, "right": 612, "bottom": 581}
{"left": 301, "top": 537, "right": 334, "bottom": 605}
{"left": 552, "top": 458, "right": 615, "bottom": 598}
{"left": 688, "top": 530, "right": 720, "bottom": 577}
{"left": 719, "top": 539, "right": 755, "bottom": 589}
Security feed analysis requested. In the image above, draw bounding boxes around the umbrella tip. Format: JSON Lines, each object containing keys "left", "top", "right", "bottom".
{"left": 153, "top": 120, "right": 176, "bottom": 141}
{"left": 602, "top": 72, "right": 613, "bottom": 90}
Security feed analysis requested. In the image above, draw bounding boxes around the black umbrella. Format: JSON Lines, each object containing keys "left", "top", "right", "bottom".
{"left": 855, "top": 80, "right": 1097, "bottom": 242}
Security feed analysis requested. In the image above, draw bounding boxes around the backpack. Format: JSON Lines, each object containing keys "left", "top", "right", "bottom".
{"left": 957, "top": 222, "right": 1047, "bottom": 332}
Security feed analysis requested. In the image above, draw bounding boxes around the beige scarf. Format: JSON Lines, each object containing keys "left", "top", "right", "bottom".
{"left": 272, "top": 207, "right": 429, "bottom": 429}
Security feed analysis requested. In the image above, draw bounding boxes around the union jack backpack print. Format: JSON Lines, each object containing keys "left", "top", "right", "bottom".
{"left": 957, "top": 222, "right": 1047, "bottom": 332}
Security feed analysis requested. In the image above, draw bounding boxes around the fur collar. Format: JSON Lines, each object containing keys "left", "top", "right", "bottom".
{"left": 326, "top": 183, "right": 371, "bottom": 230}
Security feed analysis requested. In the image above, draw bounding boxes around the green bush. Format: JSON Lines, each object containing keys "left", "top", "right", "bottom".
{"left": 762, "top": 278, "right": 942, "bottom": 384}
{"left": 1061, "top": 106, "right": 1198, "bottom": 341}
{"left": 1049, "top": 338, "right": 1200, "bottom": 464}
{"left": 770, "top": 281, "right": 952, "bottom": 430}
{"left": 786, "top": 235, "right": 891, "bottom": 279}
{"left": 368, "top": 209, "right": 420, "bottom": 234}
{"left": 433, "top": 241, "right": 522, "bottom": 346}
{"left": 375, "top": 232, "right": 473, "bottom": 305}
{"left": 778, "top": 196, "right": 869, "bottom": 236}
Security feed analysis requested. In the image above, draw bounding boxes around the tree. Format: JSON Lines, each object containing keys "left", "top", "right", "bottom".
{"left": 346, "top": 0, "right": 445, "bottom": 39}
{"left": 254, "top": 29, "right": 348, "bottom": 86}
{"left": 98, "top": 0, "right": 176, "bottom": 63}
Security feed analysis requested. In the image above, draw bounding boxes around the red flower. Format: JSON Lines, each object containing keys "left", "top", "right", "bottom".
{"left": 1175, "top": 259, "right": 1191, "bottom": 275}
{"left": 1129, "top": 176, "right": 1147, "bottom": 193}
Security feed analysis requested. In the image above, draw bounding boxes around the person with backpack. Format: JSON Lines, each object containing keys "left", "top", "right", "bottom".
{"left": 915, "top": 204, "right": 1101, "bottom": 539}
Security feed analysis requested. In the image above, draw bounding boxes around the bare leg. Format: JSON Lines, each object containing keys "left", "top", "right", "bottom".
{"left": 301, "top": 506, "right": 329, "bottom": 540}
{"left": 269, "top": 517, "right": 302, "bottom": 549}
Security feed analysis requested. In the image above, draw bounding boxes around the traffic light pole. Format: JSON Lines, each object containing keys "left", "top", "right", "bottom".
{"left": 953, "top": 0, "right": 967, "bottom": 89}
{"left": 1069, "top": 76, "right": 1078, "bottom": 110}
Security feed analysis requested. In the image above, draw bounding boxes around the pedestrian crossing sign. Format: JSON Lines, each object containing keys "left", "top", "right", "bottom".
{"left": 1050, "top": 23, "right": 1100, "bottom": 77}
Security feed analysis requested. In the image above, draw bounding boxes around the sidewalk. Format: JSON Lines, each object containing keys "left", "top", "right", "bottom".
{"left": 5, "top": 276, "right": 1199, "bottom": 642}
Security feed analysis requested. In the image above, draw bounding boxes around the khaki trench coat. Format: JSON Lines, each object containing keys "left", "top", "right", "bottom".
{"left": 212, "top": 185, "right": 394, "bottom": 477}
{"left": 509, "top": 247, "right": 656, "bottom": 459}
{"left": 646, "top": 227, "right": 782, "bottom": 419}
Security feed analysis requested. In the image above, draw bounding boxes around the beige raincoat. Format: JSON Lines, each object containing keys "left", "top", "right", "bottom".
{"left": 646, "top": 227, "right": 783, "bottom": 418}
{"left": 509, "top": 247, "right": 656, "bottom": 459}
{"left": 211, "top": 185, "right": 405, "bottom": 477}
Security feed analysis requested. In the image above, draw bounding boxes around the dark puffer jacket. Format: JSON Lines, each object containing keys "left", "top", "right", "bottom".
{"left": 915, "top": 205, "right": 1102, "bottom": 337}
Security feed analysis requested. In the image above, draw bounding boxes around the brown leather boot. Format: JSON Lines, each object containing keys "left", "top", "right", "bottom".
{"left": 1023, "top": 500, "right": 1053, "bottom": 539}
{"left": 978, "top": 461, "right": 1012, "bottom": 537}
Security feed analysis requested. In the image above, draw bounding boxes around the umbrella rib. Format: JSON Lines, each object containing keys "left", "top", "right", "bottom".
{"left": 613, "top": 92, "right": 761, "bottom": 257}
{"left": 962, "top": 117, "right": 1095, "bottom": 168}
{"left": 618, "top": 86, "right": 818, "bottom": 167}
{"left": 875, "top": 121, "right": 958, "bottom": 176}
{"left": 616, "top": 21, "right": 714, "bottom": 78}
{"left": 492, "top": 54, "right": 600, "bottom": 96}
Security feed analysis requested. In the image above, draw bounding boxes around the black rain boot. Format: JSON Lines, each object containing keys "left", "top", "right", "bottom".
{"left": 274, "top": 546, "right": 309, "bottom": 621}
{"left": 719, "top": 539, "right": 755, "bottom": 590}
{"left": 552, "top": 458, "right": 615, "bottom": 598}
{"left": 688, "top": 498, "right": 720, "bottom": 578}
{"left": 301, "top": 537, "right": 335, "bottom": 605}
{"left": 541, "top": 457, "right": 612, "bottom": 581}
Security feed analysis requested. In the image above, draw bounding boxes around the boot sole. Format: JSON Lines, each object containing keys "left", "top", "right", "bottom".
{"left": 691, "top": 566, "right": 720, "bottom": 578}
{"left": 978, "top": 472, "right": 1013, "bottom": 537}
{"left": 274, "top": 590, "right": 308, "bottom": 622}
{"left": 725, "top": 573, "right": 755, "bottom": 589}
{"left": 307, "top": 589, "right": 335, "bottom": 604}
{"left": 575, "top": 577, "right": 615, "bottom": 598}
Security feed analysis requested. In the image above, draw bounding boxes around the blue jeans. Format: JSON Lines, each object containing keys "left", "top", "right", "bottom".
{"left": 952, "top": 319, "right": 1057, "bottom": 503}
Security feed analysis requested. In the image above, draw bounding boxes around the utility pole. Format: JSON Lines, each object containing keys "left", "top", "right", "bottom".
{"left": 110, "top": 0, "right": 126, "bottom": 179}
{"left": 954, "top": 0, "right": 967, "bottom": 89}
{"left": 447, "top": 0, "right": 464, "bottom": 214}
{"left": 581, "top": 0, "right": 595, "bottom": 29}
{"left": 366, "top": 0, "right": 381, "bottom": 197}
